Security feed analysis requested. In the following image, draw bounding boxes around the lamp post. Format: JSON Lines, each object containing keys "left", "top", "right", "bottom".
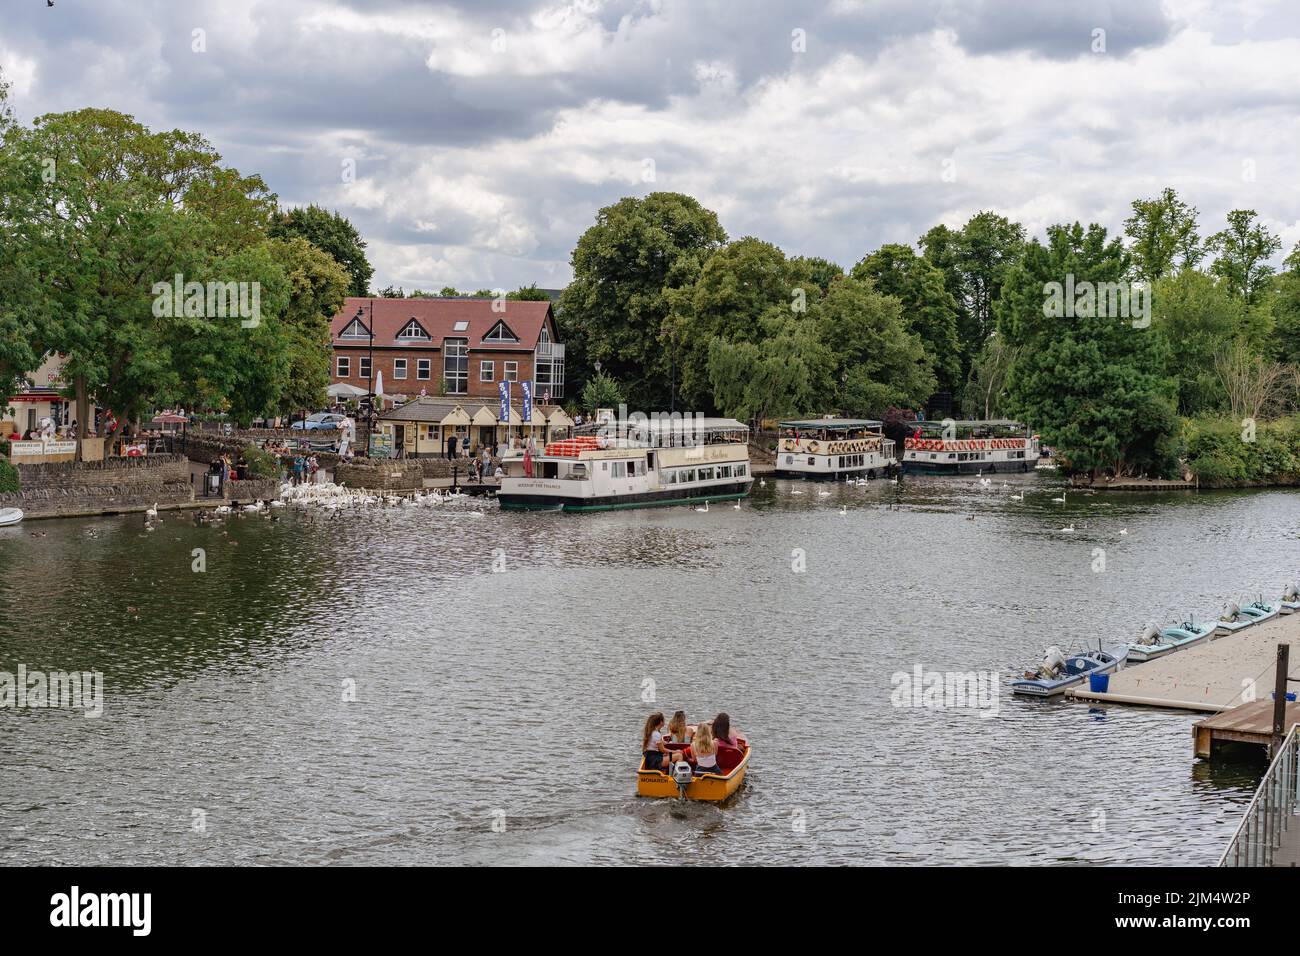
{"left": 355, "top": 300, "right": 376, "bottom": 450}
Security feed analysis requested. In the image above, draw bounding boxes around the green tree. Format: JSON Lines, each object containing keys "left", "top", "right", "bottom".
{"left": 508, "top": 283, "right": 552, "bottom": 301}
{"left": 560, "top": 192, "right": 726, "bottom": 410}
{"left": 851, "top": 243, "right": 960, "bottom": 392}
{"left": 1271, "top": 245, "right": 1300, "bottom": 366}
{"left": 816, "top": 277, "right": 935, "bottom": 415}
{"left": 999, "top": 222, "right": 1176, "bottom": 477}
{"left": 961, "top": 333, "right": 1019, "bottom": 420}
{"left": 707, "top": 306, "right": 832, "bottom": 423}
{"left": 1149, "top": 269, "right": 1246, "bottom": 415}
{"left": 667, "top": 237, "right": 800, "bottom": 411}
{"left": 438, "top": 286, "right": 460, "bottom": 297}
{"left": 3, "top": 108, "right": 282, "bottom": 435}
{"left": 269, "top": 204, "right": 374, "bottom": 297}
{"left": 1207, "top": 209, "right": 1282, "bottom": 305}
{"left": 1123, "top": 187, "right": 1204, "bottom": 282}
{"left": 920, "top": 212, "right": 1025, "bottom": 383}
{"left": 270, "top": 236, "right": 349, "bottom": 417}
{"left": 580, "top": 372, "right": 624, "bottom": 415}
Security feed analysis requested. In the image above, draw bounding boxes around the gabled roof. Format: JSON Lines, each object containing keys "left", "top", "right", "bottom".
{"left": 331, "top": 297, "right": 554, "bottom": 350}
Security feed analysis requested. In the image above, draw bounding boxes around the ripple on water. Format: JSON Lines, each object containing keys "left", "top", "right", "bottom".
{"left": 0, "top": 477, "right": 1283, "bottom": 864}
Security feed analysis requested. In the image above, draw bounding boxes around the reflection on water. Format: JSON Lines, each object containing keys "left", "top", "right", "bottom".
{"left": 1, "top": 473, "right": 1294, "bottom": 865}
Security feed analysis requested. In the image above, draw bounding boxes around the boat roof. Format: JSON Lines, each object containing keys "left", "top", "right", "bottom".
{"left": 581, "top": 417, "right": 748, "bottom": 434}
{"left": 916, "top": 419, "right": 1024, "bottom": 427}
{"left": 780, "top": 418, "right": 882, "bottom": 429}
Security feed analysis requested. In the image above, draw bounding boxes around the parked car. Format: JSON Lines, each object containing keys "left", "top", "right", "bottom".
{"left": 291, "top": 413, "right": 347, "bottom": 431}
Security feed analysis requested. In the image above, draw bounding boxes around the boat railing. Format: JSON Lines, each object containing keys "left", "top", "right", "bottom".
{"left": 1219, "top": 722, "right": 1300, "bottom": 866}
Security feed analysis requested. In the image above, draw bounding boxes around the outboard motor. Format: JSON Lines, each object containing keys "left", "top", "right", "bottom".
{"left": 1285, "top": 584, "right": 1299, "bottom": 603}
{"left": 1041, "top": 646, "right": 1066, "bottom": 678}
{"left": 1223, "top": 601, "right": 1240, "bottom": 621}
{"left": 671, "top": 760, "right": 694, "bottom": 799}
{"left": 1139, "top": 622, "right": 1161, "bottom": 645}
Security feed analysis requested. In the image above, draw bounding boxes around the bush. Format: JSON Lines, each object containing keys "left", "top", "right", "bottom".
{"left": 241, "top": 443, "right": 281, "bottom": 479}
{"left": 1183, "top": 415, "right": 1300, "bottom": 486}
{"left": 0, "top": 456, "right": 18, "bottom": 494}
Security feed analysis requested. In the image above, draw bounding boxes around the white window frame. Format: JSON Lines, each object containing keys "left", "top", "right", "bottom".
{"left": 504, "top": 361, "right": 518, "bottom": 382}
{"left": 417, "top": 358, "right": 432, "bottom": 381}
{"left": 359, "top": 356, "right": 371, "bottom": 381}
{"left": 337, "top": 356, "right": 350, "bottom": 377}
{"left": 480, "top": 360, "right": 495, "bottom": 382}
{"left": 396, "top": 319, "right": 430, "bottom": 341}
{"left": 393, "top": 358, "right": 408, "bottom": 380}
{"left": 339, "top": 318, "right": 369, "bottom": 340}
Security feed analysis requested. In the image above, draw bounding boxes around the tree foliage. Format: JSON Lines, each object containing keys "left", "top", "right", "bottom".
{"left": 269, "top": 204, "right": 374, "bottom": 297}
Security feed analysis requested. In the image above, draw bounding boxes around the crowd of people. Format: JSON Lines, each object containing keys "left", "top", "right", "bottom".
{"left": 641, "top": 711, "right": 743, "bottom": 777}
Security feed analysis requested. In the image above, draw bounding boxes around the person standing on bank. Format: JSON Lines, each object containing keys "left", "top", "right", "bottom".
{"left": 447, "top": 432, "right": 457, "bottom": 461}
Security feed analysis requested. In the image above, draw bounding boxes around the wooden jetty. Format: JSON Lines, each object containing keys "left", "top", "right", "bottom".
{"left": 1068, "top": 610, "right": 1300, "bottom": 712}
{"left": 1194, "top": 701, "right": 1300, "bottom": 757}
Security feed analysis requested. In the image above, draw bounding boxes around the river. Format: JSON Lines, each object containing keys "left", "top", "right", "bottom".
{"left": 1, "top": 472, "right": 1293, "bottom": 865}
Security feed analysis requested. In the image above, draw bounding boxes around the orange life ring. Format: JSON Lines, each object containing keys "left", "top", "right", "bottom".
{"left": 807, "top": 441, "right": 820, "bottom": 454}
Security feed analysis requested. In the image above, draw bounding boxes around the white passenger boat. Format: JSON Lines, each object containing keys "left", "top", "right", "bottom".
{"left": 902, "top": 419, "right": 1040, "bottom": 475}
{"left": 773, "top": 419, "right": 896, "bottom": 481}
{"left": 497, "top": 417, "right": 753, "bottom": 512}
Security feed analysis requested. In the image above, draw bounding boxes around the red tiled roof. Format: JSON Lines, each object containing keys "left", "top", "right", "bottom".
{"left": 330, "top": 297, "right": 553, "bottom": 351}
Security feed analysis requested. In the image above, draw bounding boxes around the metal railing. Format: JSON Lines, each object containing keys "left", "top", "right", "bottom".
{"left": 1220, "top": 723, "right": 1300, "bottom": 866}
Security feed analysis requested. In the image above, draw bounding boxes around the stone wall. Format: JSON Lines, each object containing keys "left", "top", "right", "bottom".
{"left": 181, "top": 433, "right": 341, "bottom": 469}
{"left": 0, "top": 481, "right": 193, "bottom": 519}
{"left": 14, "top": 454, "right": 190, "bottom": 491}
{"left": 334, "top": 460, "right": 424, "bottom": 490}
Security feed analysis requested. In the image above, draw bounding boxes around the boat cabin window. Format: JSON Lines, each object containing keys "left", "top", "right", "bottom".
{"left": 736, "top": 464, "right": 747, "bottom": 477}
{"left": 718, "top": 464, "right": 732, "bottom": 478}
{"left": 542, "top": 461, "right": 559, "bottom": 479}
{"left": 612, "top": 461, "right": 627, "bottom": 478}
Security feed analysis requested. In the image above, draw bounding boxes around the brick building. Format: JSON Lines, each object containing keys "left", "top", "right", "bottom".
{"left": 329, "top": 296, "right": 565, "bottom": 405}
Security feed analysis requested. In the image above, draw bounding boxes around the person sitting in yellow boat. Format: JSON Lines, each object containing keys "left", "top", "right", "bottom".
{"left": 641, "top": 712, "right": 674, "bottom": 773}
{"left": 690, "top": 721, "right": 719, "bottom": 775}
{"left": 664, "top": 711, "right": 694, "bottom": 745}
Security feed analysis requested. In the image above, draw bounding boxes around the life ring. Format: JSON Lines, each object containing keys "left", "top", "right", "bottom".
{"left": 807, "top": 441, "right": 820, "bottom": 454}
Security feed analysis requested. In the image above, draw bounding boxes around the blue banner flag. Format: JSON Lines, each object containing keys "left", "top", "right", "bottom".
{"left": 521, "top": 380, "right": 532, "bottom": 423}
{"left": 498, "top": 380, "right": 510, "bottom": 424}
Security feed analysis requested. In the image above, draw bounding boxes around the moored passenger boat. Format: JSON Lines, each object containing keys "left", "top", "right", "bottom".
{"left": 497, "top": 417, "right": 753, "bottom": 512}
{"left": 773, "top": 418, "right": 896, "bottom": 480}
{"left": 902, "top": 419, "right": 1040, "bottom": 475}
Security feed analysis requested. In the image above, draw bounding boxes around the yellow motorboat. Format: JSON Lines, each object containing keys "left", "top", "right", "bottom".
{"left": 636, "top": 741, "right": 751, "bottom": 801}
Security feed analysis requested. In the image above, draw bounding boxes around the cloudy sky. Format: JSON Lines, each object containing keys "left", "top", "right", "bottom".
{"left": 3, "top": 0, "right": 1299, "bottom": 292}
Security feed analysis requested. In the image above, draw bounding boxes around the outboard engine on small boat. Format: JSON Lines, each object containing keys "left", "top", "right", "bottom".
{"left": 671, "top": 760, "right": 694, "bottom": 798}
{"left": 1038, "top": 646, "right": 1066, "bottom": 679}
{"left": 1285, "top": 584, "right": 1300, "bottom": 602}
{"left": 1137, "top": 622, "right": 1161, "bottom": 645}
{"left": 1222, "top": 601, "right": 1240, "bottom": 621}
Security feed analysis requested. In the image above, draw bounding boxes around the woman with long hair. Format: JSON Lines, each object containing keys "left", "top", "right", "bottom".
{"left": 712, "top": 712, "right": 738, "bottom": 748}
{"left": 665, "top": 711, "right": 692, "bottom": 744}
{"left": 641, "top": 712, "right": 670, "bottom": 772}
{"left": 691, "top": 721, "right": 719, "bottom": 776}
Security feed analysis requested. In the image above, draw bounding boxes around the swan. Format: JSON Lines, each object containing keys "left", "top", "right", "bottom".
{"left": 1119, "top": 528, "right": 1128, "bottom": 536}
{"left": 759, "top": 479, "right": 766, "bottom": 487}
{"left": 1051, "top": 492, "right": 1067, "bottom": 504}
{"left": 733, "top": 500, "right": 742, "bottom": 510}
{"left": 1059, "top": 523, "right": 1075, "bottom": 533}
{"left": 839, "top": 504, "right": 847, "bottom": 516}
{"left": 1009, "top": 492, "right": 1023, "bottom": 501}
{"left": 145, "top": 503, "right": 158, "bottom": 518}
{"left": 817, "top": 490, "right": 831, "bottom": 497}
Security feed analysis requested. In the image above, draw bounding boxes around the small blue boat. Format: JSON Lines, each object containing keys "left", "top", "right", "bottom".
{"left": 1012, "top": 642, "right": 1128, "bottom": 698}
{"left": 1127, "top": 617, "right": 1216, "bottom": 663}
{"left": 1215, "top": 599, "right": 1280, "bottom": 636}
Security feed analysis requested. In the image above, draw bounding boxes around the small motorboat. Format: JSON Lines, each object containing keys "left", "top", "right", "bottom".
{"left": 1279, "top": 584, "right": 1300, "bottom": 615}
{"left": 1215, "top": 599, "right": 1280, "bottom": 636}
{"left": 0, "top": 508, "right": 23, "bottom": 527}
{"left": 637, "top": 740, "right": 751, "bottom": 801}
{"left": 1127, "top": 618, "right": 1216, "bottom": 663}
{"left": 1012, "top": 643, "right": 1128, "bottom": 698}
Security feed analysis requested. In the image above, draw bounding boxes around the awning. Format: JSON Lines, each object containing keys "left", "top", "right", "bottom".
{"left": 327, "top": 383, "right": 368, "bottom": 398}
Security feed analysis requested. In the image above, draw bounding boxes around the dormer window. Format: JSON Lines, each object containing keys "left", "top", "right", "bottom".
{"left": 339, "top": 317, "right": 369, "bottom": 340}
{"left": 483, "top": 320, "right": 518, "bottom": 344}
{"left": 396, "top": 318, "right": 431, "bottom": 341}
